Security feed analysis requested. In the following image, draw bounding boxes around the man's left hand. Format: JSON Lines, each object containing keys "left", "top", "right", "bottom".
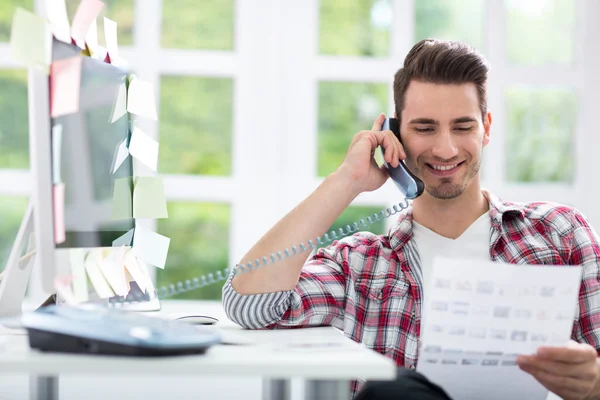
{"left": 517, "top": 341, "right": 599, "bottom": 400}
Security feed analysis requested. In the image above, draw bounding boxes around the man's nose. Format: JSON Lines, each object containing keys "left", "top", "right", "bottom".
{"left": 431, "top": 130, "right": 459, "bottom": 160}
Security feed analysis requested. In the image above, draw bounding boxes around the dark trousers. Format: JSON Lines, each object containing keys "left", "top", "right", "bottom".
{"left": 355, "top": 368, "right": 453, "bottom": 400}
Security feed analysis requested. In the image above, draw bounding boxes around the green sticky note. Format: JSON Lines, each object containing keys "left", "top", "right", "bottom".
{"left": 111, "top": 177, "right": 133, "bottom": 220}
{"left": 10, "top": 8, "right": 52, "bottom": 74}
{"left": 133, "top": 176, "right": 168, "bottom": 219}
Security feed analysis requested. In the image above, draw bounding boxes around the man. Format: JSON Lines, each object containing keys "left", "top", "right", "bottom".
{"left": 222, "top": 39, "right": 600, "bottom": 400}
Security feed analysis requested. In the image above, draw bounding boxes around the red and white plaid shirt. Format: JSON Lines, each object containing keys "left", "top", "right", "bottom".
{"left": 223, "top": 190, "right": 600, "bottom": 390}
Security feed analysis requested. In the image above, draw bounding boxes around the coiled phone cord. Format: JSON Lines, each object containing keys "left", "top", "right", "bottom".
{"left": 113, "top": 199, "right": 411, "bottom": 304}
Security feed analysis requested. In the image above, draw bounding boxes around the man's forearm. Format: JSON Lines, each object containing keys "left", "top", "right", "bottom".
{"left": 232, "top": 171, "right": 358, "bottom": 295}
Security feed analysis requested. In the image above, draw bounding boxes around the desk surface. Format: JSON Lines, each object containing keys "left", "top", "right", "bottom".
{"left": 0, "top": 300, "right": 396, "bottom": 381}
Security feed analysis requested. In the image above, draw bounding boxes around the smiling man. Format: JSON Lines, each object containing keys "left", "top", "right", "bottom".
{"left": 222, "top": 39, "right": 600, "bottom": 400}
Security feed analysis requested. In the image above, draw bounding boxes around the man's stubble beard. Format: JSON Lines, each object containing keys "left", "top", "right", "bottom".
{"left": 407, "top": 151, "right": 482, "bottom": 200}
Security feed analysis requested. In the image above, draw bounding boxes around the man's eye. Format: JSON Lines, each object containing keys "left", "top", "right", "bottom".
{"left": 415, "top": 127, "right": 434, "bottom": 133}
{"left": 455, "top": 127, "right": 474, "bottom": 132}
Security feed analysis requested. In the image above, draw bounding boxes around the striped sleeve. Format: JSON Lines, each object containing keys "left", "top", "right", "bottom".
{"left": 221, "top": 244, "right": 349, "bottom": 330}
{"left": 568, "top": 209, "right": 600, "bottom": 353}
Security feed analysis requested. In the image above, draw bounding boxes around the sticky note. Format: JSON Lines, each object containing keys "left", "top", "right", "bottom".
{"left": 10, "top": 8, "right": 52, "bottom": 74}
{"left": 92, "top": 44, "right": 108, "bottom": 62}
{"left": 127, "top": 78, "right": 158, "bottom": 120}
{"left": 137, "top": 258, "right": 156, "bottom": 293}
{"left": 123, "top": 249, "right": 148, "bottom": 293}
{"left": 110, "top": 82, "right": 127, "bottom": 123}
{"left": 51, "top": 124, "right": 63, "bottom": 184}
{"left": 132, "top": 225, "right": 170, "bottom": 269}
{"left": 97, "top": 247, "right": 129, "bottom": 296}
{"left": 84, "top": 250, "right": 115, "bottom": 298}
{"left": 85, "top": 17, "right": 98, "bottom": 54}
{"left": 113, "top": 228, "right": 134, "bottom": 247}
{"left": 53, "top": 183, "right": 66, "bottom": 244}
{"left": 46, "top": 0, "right": 71, "bottom": 43}
{"left": 110, "top": 177, "right": 133, "bottom": 220}
{"left": 128, "top": 126, "right": 159, "bottom": 171}
{"left": 133, "top": 176, "right": 168, "bottom": 219}
{"left": 69, "top": 249, "right": 89, "bottom": 302}
{"left": 71, "top": 0, "right": 104, "bottom": 49}
{"left": 104, "top": 17, "right": 119, "bottom": 60}
{"left": 111, "top": 139, "right": 129, "bottom": 173}
{"left": 50, "top": 56, "right": 82, "bottom": 118}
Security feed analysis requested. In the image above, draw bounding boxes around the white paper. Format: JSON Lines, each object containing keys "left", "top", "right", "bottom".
{"left": 417, "top": 257, "right": 582, "bottom": 400}
{"left": 110, "top": 82, "right": 127, "bottom": 123}
{"left": 85, "top": 17, "right": 98, "bottom": 53}
{"left": 104, "top": 17, "right": 119, "bottom": 60}
{"left": 111, "top": 138, "right": 129, "bottom": 173}
{"left": 127, "top": 77, "right": 158, "bottom": 120}
{"left": 132, "top": 225, "right": 170, "bottom": 269}
{"left": 45, "top": 0, "right": 71, "bottom": 43}
{"left": 128, "top": 126, "right": 159, "bottom": 171}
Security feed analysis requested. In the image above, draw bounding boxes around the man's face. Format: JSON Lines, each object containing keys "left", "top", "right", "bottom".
{"left": 399, "top": 81, "right": 491, "bottom": 200}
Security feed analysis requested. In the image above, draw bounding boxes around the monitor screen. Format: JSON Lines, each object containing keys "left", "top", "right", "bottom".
{"left": 51, "top": 39, "right": 134, "bottom": 249}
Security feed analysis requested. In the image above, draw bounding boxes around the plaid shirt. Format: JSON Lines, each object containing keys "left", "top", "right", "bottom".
{"left": 222, "top": 190, "right": 600, "bottom": 391}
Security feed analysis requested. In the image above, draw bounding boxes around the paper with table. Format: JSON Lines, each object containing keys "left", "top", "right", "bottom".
{"left": 417, "top": 257, "right": 582, "bottom": 400}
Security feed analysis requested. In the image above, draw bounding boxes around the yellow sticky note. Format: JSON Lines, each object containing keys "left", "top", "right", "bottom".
{"left": 129, "top": 126, "right": 159, "bottom": 171}
{"left": 132, "top": 225, "right": 170, "bottom": 269}
{"left": 10, "top": 8, "right": 52, "bottom": 74}
{"left": 50, "top": 56, "right": 82, "bottom": 118}
{"left": 127, "top": 77, "right": 158, "bottom": 120}
{"left": 111, "top": 177, "right": 133, "bottom": 220}
{"left": 71, "top": 0, "right": 104, "bottom": 49}
{"left": 69, "top": 249, "right": 89, "bottom": 302}
{"left": 133, "top": 177, "right": 168, "bottom": 219}
{"left": 97, "top": 247, "right": 129, "bottom": 296}
{"left": 84, "top": 250, "right": 115, "bottom": 299}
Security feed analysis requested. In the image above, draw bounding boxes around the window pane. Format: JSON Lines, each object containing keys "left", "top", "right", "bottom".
{"left": 65, "top": 0, "right": 134, "bottom": 46}
{"left": 316, "top": 205, "right": 386, "bottom": 250}
{"left": 415, "top": 0, "right": 483, "bottom": 52}
{"left": 0, "top": 69, "right": 29, "bottom": 169}
{"left": 318, "top": 81, "right": 388, "bottom": 177}
{"left": 0, "top": 0, "right": 33, "bottom": 42}
{"left": 159, "top": 76, "right": 233, "bottom": 175}
{"left": 156, "top": 202, "right": 230, "bottom": 300}
{"left": 161, "top": 0, "right": 234, "bottom": 50}
{"left": 505, "top": 88, "right": 576, "bottom": 183}
{"left": 0, "top": 197, "right": 28, "bottom": 273}
{"left": 319, "top": 0, "right": 392, "bottom": 57}
{"left": 505, "top": 0, "right": 574, "bottom": 65}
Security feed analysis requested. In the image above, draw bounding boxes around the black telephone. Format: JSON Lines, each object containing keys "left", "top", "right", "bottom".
{"left": 380, "top": 117, "right": 424, "bottom": 199}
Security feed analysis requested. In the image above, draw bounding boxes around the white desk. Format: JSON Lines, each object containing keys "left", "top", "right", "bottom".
{"left": 0, "top": 300, "right": 396, "bottom": 400}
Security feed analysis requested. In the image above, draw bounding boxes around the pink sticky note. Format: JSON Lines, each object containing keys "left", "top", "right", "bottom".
{"left": 71, "top": 0, "right": 104, "bottom": 49}
{"left": 53, "top": 183, "right": 66, "bottom": 244}
{"left": 50, "top": 56, "right": 82, "bottom": 118}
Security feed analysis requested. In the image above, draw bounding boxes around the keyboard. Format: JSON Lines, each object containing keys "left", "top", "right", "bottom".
{"left": 22, "top": 304, "right": 222, "bottom": 356}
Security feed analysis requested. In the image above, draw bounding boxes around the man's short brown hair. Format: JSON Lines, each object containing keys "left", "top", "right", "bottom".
{"left": 393, "top": 39, "right": 490, "bottom": 124}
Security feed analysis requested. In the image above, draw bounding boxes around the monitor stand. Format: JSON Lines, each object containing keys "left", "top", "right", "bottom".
{"left": 0, "top": 200, "right": 161, "bottom": 322}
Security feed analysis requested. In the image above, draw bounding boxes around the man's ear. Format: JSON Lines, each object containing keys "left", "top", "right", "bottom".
{"left": 483, "top": 111, "right": 492, "bottom": 147}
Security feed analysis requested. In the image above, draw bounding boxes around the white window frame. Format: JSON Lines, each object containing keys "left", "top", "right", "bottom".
{"left": 0, "top": 0, "right": 598, "bottom": 297}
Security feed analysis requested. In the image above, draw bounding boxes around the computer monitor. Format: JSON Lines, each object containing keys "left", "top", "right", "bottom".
{"left": 0, "top": 37, "right": 157, "bottom": 317}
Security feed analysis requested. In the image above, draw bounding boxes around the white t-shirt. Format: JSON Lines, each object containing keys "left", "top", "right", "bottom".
{"left": 412, "top": 212, "right": 492, "bottom": 302}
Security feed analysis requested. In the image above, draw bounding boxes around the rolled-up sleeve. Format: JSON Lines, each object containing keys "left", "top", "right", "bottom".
{"left": 222, "top": 243, "right": 350, "bottom": 330}
{"left": 569, "top": 210, "right": 600, "bottom": 353}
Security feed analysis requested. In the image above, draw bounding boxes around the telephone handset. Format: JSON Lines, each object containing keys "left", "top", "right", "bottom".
{"left": 380, "top": 117, "right": 424, "bottom": 200}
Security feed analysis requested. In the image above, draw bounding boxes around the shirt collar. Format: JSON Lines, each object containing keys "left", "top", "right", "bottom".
{"left": 387, "top": 189, "right": 525, "bottom": 251}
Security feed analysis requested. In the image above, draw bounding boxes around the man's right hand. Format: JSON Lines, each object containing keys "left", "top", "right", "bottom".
{"left": 335, "top": 113, "right": 406, "bottom": 196}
